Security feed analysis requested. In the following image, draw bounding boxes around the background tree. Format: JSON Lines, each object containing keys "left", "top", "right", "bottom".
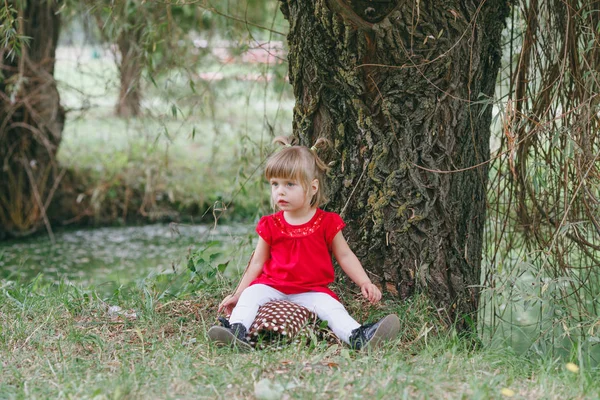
{"left": 88, "top": 1, "right": 186, "bottom": 117}
{"left": 87, "top": 0, "right": 274, "bottom": 118}
{"left": 0, "top": 0, "right": 284, "bottom": 237}
{"left": 280, "top": 0, "right": 509, "bottom": 330}
{"left": 0, "top": 1, "right": 65, "bottom": 239}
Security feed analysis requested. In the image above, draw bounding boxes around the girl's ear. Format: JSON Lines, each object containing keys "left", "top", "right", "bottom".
{"left": 311, "top": 179, "right": 319, "bottom": 195}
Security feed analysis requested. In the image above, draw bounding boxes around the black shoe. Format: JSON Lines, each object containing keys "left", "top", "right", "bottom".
{"left": 349, "top": 314, "right": 400, "bottom": 350}
{"left": 208, "top": 319, "right": 253, "bottom": 352}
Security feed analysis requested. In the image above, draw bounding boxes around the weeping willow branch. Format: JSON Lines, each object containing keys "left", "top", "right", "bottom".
{"left": 483, "top": 0, "right": 600, "bottom": 352}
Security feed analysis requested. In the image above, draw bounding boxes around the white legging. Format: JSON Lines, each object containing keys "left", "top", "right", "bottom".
{"left": 229, "top": 284, "right": 361, "bottom": 344}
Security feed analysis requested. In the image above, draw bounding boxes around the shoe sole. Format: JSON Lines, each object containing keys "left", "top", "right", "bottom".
{"left": 363, "top": 314, "right": 400, "bottom": 350}
{"left": 208, "top": 326, "right": 253, "bottom": 352}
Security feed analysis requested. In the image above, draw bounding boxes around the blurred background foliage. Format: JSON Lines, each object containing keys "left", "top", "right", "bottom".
{"left": 0, "top": 0, "right": 291, "bottom": 235}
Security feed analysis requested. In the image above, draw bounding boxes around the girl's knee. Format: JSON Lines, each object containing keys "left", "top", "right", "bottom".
{"left": 238, "top": 284, "right": 282, "bottom": 304}
{"left": 292, "top": 293, "right": 346, "bottom": 314}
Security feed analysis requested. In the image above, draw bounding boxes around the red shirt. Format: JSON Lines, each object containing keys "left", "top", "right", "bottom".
{"left": 251, "top": 208, "right": 346, "bottom": 300}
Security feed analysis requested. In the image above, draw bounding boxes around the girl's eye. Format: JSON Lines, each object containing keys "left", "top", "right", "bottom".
{"left": 287, "top": 182, "right": 295, "bottom": 187}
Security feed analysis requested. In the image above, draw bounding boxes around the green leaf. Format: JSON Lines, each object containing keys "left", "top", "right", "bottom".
{"left": 204, "top": 241, "right": 220, "bottom": 249}
{"left": 148, "top": 74, "right": 158, "bottom": 88}
{"left": 216, "top": 261, "right": 230, "bottom": 273}
{"left": 163, "top": 126, "right": 172, "bottom": 142}
{"left": 187, "top": 258, "right": 196, "bottom": 272}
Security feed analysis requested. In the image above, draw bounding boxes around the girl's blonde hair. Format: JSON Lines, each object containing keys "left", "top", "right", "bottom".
{"left": 265, "top": 136, "right": 331, "bottom": 209}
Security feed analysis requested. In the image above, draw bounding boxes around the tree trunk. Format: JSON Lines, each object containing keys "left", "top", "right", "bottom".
{"left": 280, "top": 0, "right": 508, "bottom": 330}
{"left": 0, "top": 0, "right": 65, "bottom": 239}
{"left": 115, "top": 33, "right": 143, "bottom": 117}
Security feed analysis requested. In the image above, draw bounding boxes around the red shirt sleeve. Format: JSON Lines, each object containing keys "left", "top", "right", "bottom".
{"left": 325, "top": 212, "right": 346, "bottom": 247}
{"left": 256, "top": 216, "right": 272, "bottom": 245}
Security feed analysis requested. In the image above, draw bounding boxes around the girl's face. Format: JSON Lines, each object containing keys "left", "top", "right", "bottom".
{"left": 269, "top": 177, "right": 318, "bottom": 214}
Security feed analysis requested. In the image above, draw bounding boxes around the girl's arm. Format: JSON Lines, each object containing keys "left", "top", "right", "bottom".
{"left": 218, "top": 237, "right": 270, "bottom": 315}
{"left": 331, "top": 231, "right": 382, "bottom": 303}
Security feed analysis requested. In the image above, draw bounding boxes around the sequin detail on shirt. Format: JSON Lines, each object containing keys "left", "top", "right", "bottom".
{"left": 272, "top": 212, "right": 325, "bottom": 237}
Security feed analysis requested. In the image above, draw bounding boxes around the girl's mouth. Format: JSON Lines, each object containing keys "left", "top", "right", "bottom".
{"left": 278, "top": 200, "right": 288, "bottom": 205}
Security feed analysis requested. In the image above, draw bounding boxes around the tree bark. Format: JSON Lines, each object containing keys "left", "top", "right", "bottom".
{"left": 115, "top": 32, "right": 143, "bottom": 118}
{"left": 0, "top": 0, "right": 65, "bottom": 239}
{"left": 280, "top": 0, "right": 508, "bottom": 330}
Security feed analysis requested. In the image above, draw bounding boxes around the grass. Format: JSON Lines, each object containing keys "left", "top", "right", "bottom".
{"left": 1, "top": 275, "right": 598, "bottom": 399}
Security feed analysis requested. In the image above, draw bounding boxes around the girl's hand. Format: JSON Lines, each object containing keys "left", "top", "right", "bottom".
{"left": 218, "top": 293, "right": 240, "bottom": 316}
{"left": 360, "top": 282, "right": 382, "bottom": 303}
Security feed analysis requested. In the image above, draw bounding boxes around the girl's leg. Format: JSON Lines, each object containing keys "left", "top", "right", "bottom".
{"left": 289, "top": 292, "right": 360, "bottom": 344}
{"left": 228, "top": 284, "right": 286, "bottom": 329}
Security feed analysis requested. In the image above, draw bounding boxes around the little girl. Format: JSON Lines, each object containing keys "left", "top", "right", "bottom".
{"left": 208, "top": 137, "right": 400, "bottom": 351}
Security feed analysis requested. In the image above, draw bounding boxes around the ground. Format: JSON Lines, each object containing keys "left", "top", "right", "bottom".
{"left": 0, "top": 276, "right": 597, "bottom": 399}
